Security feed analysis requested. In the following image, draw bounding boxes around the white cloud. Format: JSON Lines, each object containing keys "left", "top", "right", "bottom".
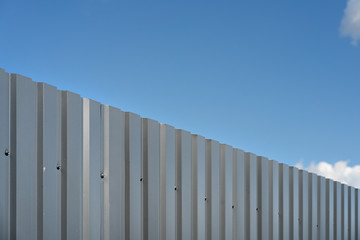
{"left": 340, "top": 0, "right": 360, "bottom": 45}
{"left": 296, "top": 160, "right": 360, "bottom": 189}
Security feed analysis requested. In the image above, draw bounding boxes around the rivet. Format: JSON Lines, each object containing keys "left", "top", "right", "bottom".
{"left": 100, "top": 173, "right": 105, "bottom": 179}
{"left": 4, "top": 149, "right": 9, "bottom": 156}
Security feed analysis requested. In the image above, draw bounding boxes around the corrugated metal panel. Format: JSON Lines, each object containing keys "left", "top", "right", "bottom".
{"left": 39, "top": 83, "right": 62, "bottom": 240}
{"left": 176, "top": 129, "right": 192, "bottom": 240}
{"left": 258, "top": 156, "right": 269, "bottom": 240}
{"left": 350, "top": 186, "right": 356, "bottom": 240}
{"left": 318, "top": 176, "right": 326, "bottom": 240}
{"left": 234, "top": 149, "right": 245, "bottom": 240}
{"left": 280, "top": 163, "right": 290, "bottom": 240}
{"left": 143, "top": 118, "right": 160, "bottom": 240}
{"left": 326, "top": 179, "right": 334, "bottom": 240}
{"left": 192, "top": 135, "right": 206, "bottom": 240}
{"left": 221, "top": 144, "right": 233, "bottom": 240}
{"left": 343, "top": 184, "right": 349, "bottom": 240}
{"left": 0, "top": 68, "right": 359, "bottom": 239}
{"left": 269, "top": 160, "right": 279, "bottom": 240}
{"left": 299, "top": 169, "right": 309, "bottom": 240}
{"left": 290, "top": 167, "right": 299, "bottom": 240}
{"left": 12, "top": 74, "right": 39, "bottom": 240}
{"left": 0, "top": 68, "right": 10, "bottom": 240}
{"left": 335, "top": 181, "right": 342, "bottom": 240}
{"left": 245, "top": 152, "right": 258, "bottom": 240}
{"left": 125, "top": 112, "right": 142, "bottom": 240}
{"left": 160, "top": 124, "right": 176, "bottom": 240}
{"left": 207, "top": 140, "right": 221, "bottom": 240}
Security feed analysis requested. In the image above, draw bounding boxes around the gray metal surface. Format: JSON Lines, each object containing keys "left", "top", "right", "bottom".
{"left": 125, "top": 112, "right": 142, "bottom": 240}
{"left": 326, "top": 179, "right": 334, "bottom": 240}
{"left": 0, "top": 68, "right": 10, "bottom": 240}
{"left": 234, "top": 149, "right": 245, "bottom": 240}
{"left": 335, "top": 181, "right": 342, "bottom": 240}
{"left": 207, "top": 140, "right": 221, "bottom": 240}
{"left": 318, "top": 176, "right": 326, "bottom": 240}
{"left": 270, "top": 160, "right": 279, "bottom": 240}
{"left": 39, "top": 83, "right": 62, "bottom": 240}
{"left": 221, "top": 144, "right": 233, "bottom": 240}
{"left": 160, "top": 124, "right": 176, "bottom": 240}
{"left": 193, "top": 135, "right": 206, "bottom": 240}
{"left": 290, "top": 167, "right": 299, "bottom": 240}
{"left": 177, "top": 129, "right": 192, "bottom": 240}
{"left": 245, "top": 152, "right": 258, "bottom": 240}
{"left": 143, "top": 118, "right": 160, "bottom": 240}
{"left": 0, "top": 68, "right": 359, "bottom": 240}
{"left": 280, "top": 163, "right": 290, "bottom": 240}
{"left": 300, "top": 169, "right": 309, "bottom": 240}
{"left": 258, "top": 156, "right": 269, "bottom": 240}
{"left": 12, "top": 74, "right": 38, "bottom": 240}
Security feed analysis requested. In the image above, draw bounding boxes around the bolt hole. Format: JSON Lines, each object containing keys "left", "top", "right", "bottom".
{"left": 100, "top": 173, "right": 105, "bottom": 179}
{"left": 205, "top": 197, "right": 207, "bottom": 201}
{"left": 174, "top": 186, "right": 177, "bottom": 191}
{"left": 56, "top": 166, "right": 61, "bottom": 170}
{"left": 4, "top": 150, "right": 9, "bottom": 156}
{"left": 232, "top": 205, "right": 235, "bottom": 209}
{"left": 140, "top": 178, "right": 143, "bottom": 182}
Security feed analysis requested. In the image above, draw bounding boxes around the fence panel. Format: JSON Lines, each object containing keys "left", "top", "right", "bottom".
{"left": 83, "top": 99, "right": 101, "bottom": 240}
{"left": 326, "top": 179, "right": 334, "bottom": 240}
{"left": 269, "top": 160, "right": 279, "bottom": 240}
{"left": 290, "top": 167, "right": 299, "bottom": 240}
{"left": 299, "top": 170, "right": 309, "bottom": 240}
{"left": 125, "top": 112, "right": 142, "bottom": 240}
{"left": 1, "top": 68, "right": 360, "bottom": 240}
{"left": 160, "top": 124, "right": 176, "bottom": 240}
{"left": 234, "top": 149, "right": 245, "bottom": 240}
{"left": 350, "top": 187, "right": 356, "bottom": 240}
{"left": 343, "top": 184, "right": 349, "bottom": 240}
{"left": 318, "top": 176, "right": 326, "bottom": 240}
{"left": 279, "top": 164, "right": 290, "bottom": 240}
{"left": 258, "top": 156, "right": 269, "bottom": 240}
{"left": 61, "top": 91, "right": 84, "bottom": 240}
{"left": 221, "top": 144, "right": 233, "bottom": 240}
{"left": 143, "top": 119, "right": 161, "bottom": 240}
{"left": 176, "top": 129, "right": 193, "bottom": 240}
{"left": 0, "top": 69, "right": 10, "bottom": 240}
{"left": 335, "top": 182, "right": 342, "bottom": 240}
{"left": 245, "top": 152, "right": 258, "bottom": 240}
{"left": 39, "top": 83, "right": 62, "bottom": 240}
{"left": 193, "top": 135, "right": 206, "bottom": 240}
{"left": 12, "top": 74, "right": 38, "bottom": 240}
{"left": 207, "top": 140, "right": 221, "bottom": 240}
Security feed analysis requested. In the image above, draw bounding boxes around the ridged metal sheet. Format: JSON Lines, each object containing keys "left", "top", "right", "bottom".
{"left": 0, "top": 69, "right": 10, "bottom": 240}
{"left": 0, "top": 68, "right": 359, "bottom": 240}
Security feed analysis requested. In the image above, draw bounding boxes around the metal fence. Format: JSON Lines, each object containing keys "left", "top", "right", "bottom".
{"left": 0, "top": 67, "right": 359, "bottom": 240}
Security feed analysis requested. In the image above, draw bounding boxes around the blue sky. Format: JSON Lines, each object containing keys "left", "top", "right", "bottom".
{"left": 1, "top": 0, "right": 359, "bottom": 174}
